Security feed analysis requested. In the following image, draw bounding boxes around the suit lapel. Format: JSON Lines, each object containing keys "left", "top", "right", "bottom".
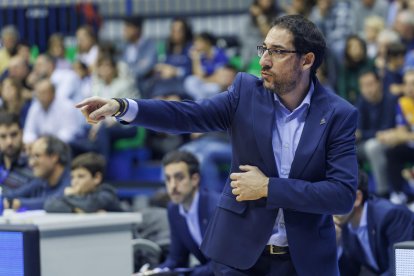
{"left": 175, "top": 208, "right": 201, "bottom": 257}
{"left": 367, "top": 201, "right": 380, "bottom": 269}
{"left": 290, "top": 81, "right": 333, "bottom": 178}
{"left": 343, "top": 226, "right": 365, "bottom": 262}
{"left": 253, "top": 86, "right": 277, "bottom": 175}
{"left": 198, "top": 192, "right": 210, "bottom": 237}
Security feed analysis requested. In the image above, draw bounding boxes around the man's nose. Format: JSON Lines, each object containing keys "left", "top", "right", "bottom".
{"left": 259, "top": 52, "right": 272, "bottom": 69}
{"left": 5, "top": 135, "right": 13, "bottom": 145}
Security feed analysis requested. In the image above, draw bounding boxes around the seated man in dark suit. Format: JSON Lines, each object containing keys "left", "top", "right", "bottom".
{"left": 142, "top": 150, "right": 218, "bottom": 275}
{"left": 335, "top": 171, "right": 414, "bottom": 276}
{"left": 3, "top": 135, "right": 71, "bottom": 210}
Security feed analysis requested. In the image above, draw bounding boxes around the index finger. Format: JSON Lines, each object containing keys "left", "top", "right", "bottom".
{"left": 230, "top": 173, "right": 241, "bottom": 180}
{"left": 75, "top": 97, "right": 99, "bottom": 108}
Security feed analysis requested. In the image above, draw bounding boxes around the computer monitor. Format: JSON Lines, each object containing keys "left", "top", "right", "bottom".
{"left": 394, "top": 241, "right": 414, "bottom": 276}
{"left": 0, "top": 224, "right": 40, "bottom": 276}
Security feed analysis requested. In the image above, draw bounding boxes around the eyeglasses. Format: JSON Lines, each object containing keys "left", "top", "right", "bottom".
{"left": 257, "top": 46, "right": 299, "bottom": 58}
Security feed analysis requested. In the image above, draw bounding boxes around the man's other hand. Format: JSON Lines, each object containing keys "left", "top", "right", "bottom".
{"left": 230, "top": 165, "right": 269, "bottom": 201}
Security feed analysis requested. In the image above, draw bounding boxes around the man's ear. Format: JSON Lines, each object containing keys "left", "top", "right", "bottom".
{"left": 302, "top": 52, "right": 315, "bottom": 71}
{"left": 191, "top": 173, "right": 200, "bottom": 187}
{"left": 93, "top": 172, "right": 103, "bottom": 186}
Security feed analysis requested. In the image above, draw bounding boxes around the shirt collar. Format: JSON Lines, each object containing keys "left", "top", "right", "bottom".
{"left": 273, "top": 80, "right": 314, "bottom": 114}
{"left": 359, "top": 201, "right": 368, "bottom": 228}
{"left": 179, "top": 190, "right": 199, "bottom": 217}
{"left": 348, "top": 201, "right": 368, "bottom": 233}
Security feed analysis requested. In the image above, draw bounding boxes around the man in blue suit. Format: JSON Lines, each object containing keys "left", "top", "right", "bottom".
{"left": 77, "top": 15, "right": 358, "bottom": 276}
{"left": 335, "top": 172, "right": 414, "bottom": 276}
{"left": 146, "top": 150, "right": 217, "bottom": 275}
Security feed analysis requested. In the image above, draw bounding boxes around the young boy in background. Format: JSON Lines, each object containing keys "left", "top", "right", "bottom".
{"left": 44, "top": 152, "right": 122, "bottom": 213}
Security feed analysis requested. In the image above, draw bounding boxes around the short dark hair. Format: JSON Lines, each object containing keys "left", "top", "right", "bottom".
{"left": 41, "top": 135, "right": 71, "bottom": 166}
{"left": 358, "top": 68, "right": 380, "bottom": 81}
{"left": 124, "top": 16, "right": 143, "bottom": 29}
{"left": 358, "top": 170, "right": 370, "bottom": 203}
{"left": 272, "top": 15, "right": 326, "bottom": 76}
{"left": 386, "top": 42, "right": 406, "bottom": 58}
{"left": 0, "top": 111, "right": 20, "bottom": 128}
{"left": 71, "top": 152, "right": 106, "bottom": 178}
{"left": 196, "top": 32, "right": 217, "bottom": 46}
{"left": 162, "top": 150, "right": 200, "bottom": 176}
{"left": 77, "top": 25, "right": 97, "bottom": 42}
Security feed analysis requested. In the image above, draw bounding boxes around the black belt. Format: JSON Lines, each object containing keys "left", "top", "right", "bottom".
{"left": 264, "top": 245, "right": 289, "bottom": 255}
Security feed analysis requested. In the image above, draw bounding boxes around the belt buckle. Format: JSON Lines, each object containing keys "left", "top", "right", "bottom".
{"left": 269, "top": 245, "right": 287, "bottom": 255}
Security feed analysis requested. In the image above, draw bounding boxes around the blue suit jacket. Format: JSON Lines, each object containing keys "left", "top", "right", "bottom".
{"left": 340, "top": 197, "right": 414, "bottom": 276}
{"left": 130, "top": 73, "right": 358, "bottom": 276}
{"left": 159, "top": 189, "right": 218, "bottom": 275}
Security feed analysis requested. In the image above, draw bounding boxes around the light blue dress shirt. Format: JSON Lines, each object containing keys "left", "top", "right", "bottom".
{"left": 178, "top": 190, "right": 203, "bottom": 247}
{"left": 348, "top": 201, "right": 379, "bottom": 271}
{"left": 268, "top": 82, "right": 314, "bottom": 247}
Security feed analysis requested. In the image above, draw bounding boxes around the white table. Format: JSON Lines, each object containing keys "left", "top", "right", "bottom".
{"left": 0, "top": 210, "right": 142, "bottom": 276}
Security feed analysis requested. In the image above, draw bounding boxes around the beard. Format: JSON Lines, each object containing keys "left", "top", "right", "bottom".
{"left": 3, "top": 146, "right": 20, "bottom": 160}
{"left": 262, "top": 61, "right": 303, "bottom": 96}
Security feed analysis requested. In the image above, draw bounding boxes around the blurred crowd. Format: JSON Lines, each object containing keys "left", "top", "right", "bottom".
{"left": 2, "top": 0, "right": 414, "bottom": 273}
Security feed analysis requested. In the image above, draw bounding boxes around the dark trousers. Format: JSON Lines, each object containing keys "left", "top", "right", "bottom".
{"left": 212, "top": 252, "right": 297, "bottom": 276}
{"left": 386, "top": 144, "right": 414, "bottom": 192}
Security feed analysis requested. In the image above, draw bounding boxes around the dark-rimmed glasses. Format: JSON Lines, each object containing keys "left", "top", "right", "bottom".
{"left": 257, "top": 45, "right": 299, "bottom": 58}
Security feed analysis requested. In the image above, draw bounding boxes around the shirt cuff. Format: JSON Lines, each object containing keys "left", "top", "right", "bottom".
{"left": 119, "top": 99, "right": 138, "bottom": 122}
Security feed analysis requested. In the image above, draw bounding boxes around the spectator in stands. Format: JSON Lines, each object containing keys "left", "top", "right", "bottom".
{"left": 184, "top": 64, "right": 237, "bottom": 100}
{"left": 3, "top": 135, "right": 71, "bottom": 210}
{"left": 377, "top": 69, "right": 414, "bottom": 204}
{"left": 0, "top": 25, "right": 19, "bottom": 75}
{"left": 16, "top": 41, "right": 31, "bottom": 65}
{"left": 183, "top": 33, "right": 230, "bottom": 100}
{"left": 155, "top": 17, "right": 193, "bottom": 81}
{"left": 72, "top": 60, "right": 93, "bottom": 100}
{"left": 6, "top": 55, "right": 32, "bottom": 93}
{"left": 387, "top": 0, "right": 407, "bottom": 27}
{"left": 121, "top": 16, "right": 157, "bottom": 98}
{"left": 374, "top": 28, "right": 402, "bottom": 76}
{"left": 356, "top": 70, "right": 397, "bottom": 197}
{"left": 189, "top": 32, "right": 229, "bottom": 80}
{"left": 47, "top": 33, "right": 71, "bottom": 70}
{"left": 0, "top": 78, "right": 31, "bottom": 126}
{"left": 383, "top": 42, "right": 406, "bottom": 96}
{"left": 27, "top": 54, "right": 81, "bottom": 101}
{"left": 96, "top": 41, "right": 131, "bottom": 79}
{"left": 149, "top": 18, "right": 194, "bottom": 99}
{"left": 309, "top": 0, "right": 353, "bottom": 59}
{"left": 283, "top": 0, "right": 315, "bottom": 17}
{"left": 142, "top": 150, "right": 217, "bottom": 275}
{"left": 393, "top": 10, "right": 414, "bottom": 52}
{"left": 335, "top": 171, "right": 414, "bottom": 276}
{"left": 0, "top": 112, "right": 33, "bottom": 192}
{"left": 240, "top": 0, "right": 283, "bottom": 67}
{"left": 92, "top": 54, "right": 139, "bottom": 99}
{"left": 338, "top": 35, "right": 375, "bottom": 104}
{"left": 351, "top": 0, "right": 389, "bottom": 37}
{"left": 363, "top": 15, "right": 385, "bottom": 59}
{"left": 76, "top": 25, "right": 99, "bottom": 69}
{"left": 44, "top": 152, "right": 122, "bottom": 213}
{"left": 23, "top": 79, "right": 82, "bottom": 145}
